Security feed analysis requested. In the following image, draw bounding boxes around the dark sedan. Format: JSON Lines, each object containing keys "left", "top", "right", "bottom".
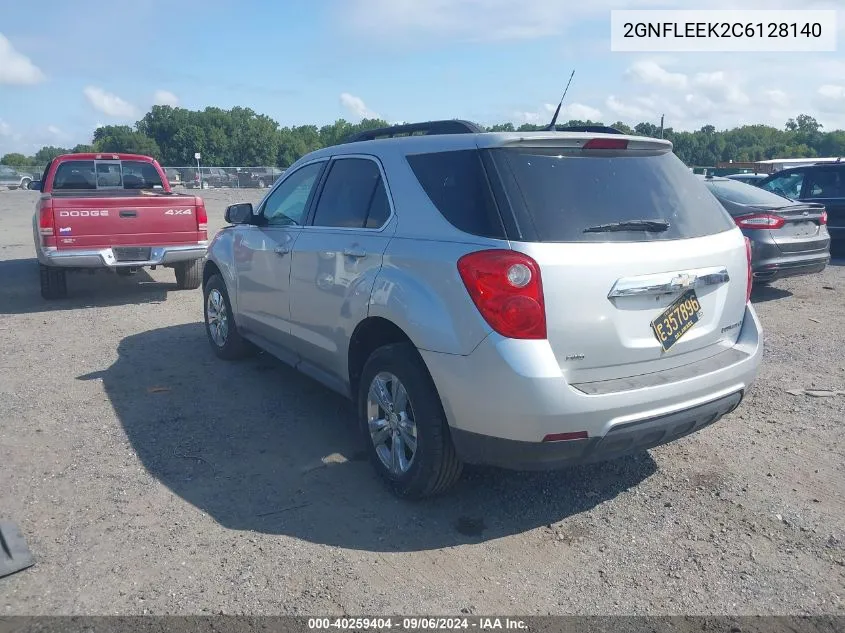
{"left": 701, "top": 175, "right": 831, "bottom": 283}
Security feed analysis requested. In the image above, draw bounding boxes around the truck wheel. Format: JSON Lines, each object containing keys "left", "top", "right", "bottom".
{"left": 174, "top": 260, "right": 202, "bottom": 290}
{"left": 20, "top": 178, "right": 31, "bottom": 191}
{"left": 358, "top": 342, "right": 463, "bottom": 499}
{"left": 39, "top": 264, "right": 67, "bottom": 300}
{"left": 203, "top": 274, "right": 255, "bottom": 360}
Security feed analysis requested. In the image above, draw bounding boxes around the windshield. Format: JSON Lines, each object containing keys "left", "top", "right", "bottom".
{"left": 488, "top": 147, "right": 735, "bottom": 242}
{"left": 704, "top": 178, "right": 794, "bottom": 207}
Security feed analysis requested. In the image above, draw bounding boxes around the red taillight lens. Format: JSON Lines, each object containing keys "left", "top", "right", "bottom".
{"left": 195, "top": 201, "right": 208, "bottom": 237}
{"left": 583, "top": 138, "right": 629, "bottom": 150}
{"left": 820, "top": 210, "right": 828, "bottom": 225}
{"left": 38, "top": 203, "right": 56, "bottom": 246}
{"left": 457, "top": 249, "right": 546, "bottom": 340}
{"left": 543, "top": 431, "right": 589, "bottom": 442}
{"left": 734, "top": 213, "right": 785, "bottom": 229}
{"left": 745, "top": 236, "right": 753, "bottom": 303}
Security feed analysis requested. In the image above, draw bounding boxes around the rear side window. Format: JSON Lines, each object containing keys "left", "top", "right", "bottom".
{"left": 804, "top": 169, "right": 845, "bottom": 199}
{"left": 407, "top": 150, "right": 505, "bottom": 239}
{"left": 311, "top": 158, "right": 391, "bottom": 229}
{"left": 490, "top": 148, "right": 735, "bottom": 242}
{"left": 704, "top": 179, "right": 794, "bottom": 208}
{"left": 52, "top": 160, "right": 164, "bottom": 190}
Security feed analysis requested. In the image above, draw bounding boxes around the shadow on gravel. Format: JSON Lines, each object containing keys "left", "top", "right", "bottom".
{"left": 79, "top": 323, "right": 657, "bottom": 552}
{"left": 0, "top": 257, "right": 173, "bottom": 314}
{"left": 750, "top": 284, "right": 792, "bottom": 304}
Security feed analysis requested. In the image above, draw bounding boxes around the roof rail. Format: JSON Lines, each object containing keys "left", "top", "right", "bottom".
{"left": 556, "top": 125, "right": 625, "bottom": 135}
{"left": 342, "top": 119, "right": 484, "bottom": 144}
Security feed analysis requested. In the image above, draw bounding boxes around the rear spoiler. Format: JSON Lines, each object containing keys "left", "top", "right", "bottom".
{"left": 477, "top": 133, "right": 673, "bottom": 152}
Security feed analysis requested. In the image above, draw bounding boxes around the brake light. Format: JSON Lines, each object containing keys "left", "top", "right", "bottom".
{"left": 457, "top": 249, "right": 546, "bottom": 340}
{"left": 196, "top": 200, "right": 208, "bottom": 235}
{"left": 734, "top": 213, "right": 785, "bottom": 229}
{"left": 38, "top": 202, "right": 56, "bottom": 247}
{"left": 583, "top": 138, "right": 629, "bottom": 150}
{"left": 820, "top": 210, "right": 828, "bottom": 225}
{"left": 745, "top": 236, "right": 753, "bottom": 303}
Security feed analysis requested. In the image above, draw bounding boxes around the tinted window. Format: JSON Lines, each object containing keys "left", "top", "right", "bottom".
{"left": 760, "top": 171, "right": 805, "bottom": 199}
{"left": 261, "top": 161, "right": 324, "bottom": 226}
{"left": 704, "top": 179, "right": 794, "bottom": 207}
{"left": 490, "top": 148, "right": 734, "bottom": 242}
{"left": 52, "top": 160, "right": 163, "bottom": 190}
{"left": 312, "top": 158, "right": 390, "bottom": 229}
{"left": 407, "top": 150, "right": 505, "bottom": 238}
{"left": 53, "top": 161, "right": 96, "bottom": 190}
{"left": 804, "top": 169, "right": 845, "bottom": 198}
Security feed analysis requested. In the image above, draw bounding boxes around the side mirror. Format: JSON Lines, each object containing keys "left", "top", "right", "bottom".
{"left": 225, "top": 202, "right": 254, "bottom": 225}
{"left": 29, "top": 181, "right": 42, "bottom": 192}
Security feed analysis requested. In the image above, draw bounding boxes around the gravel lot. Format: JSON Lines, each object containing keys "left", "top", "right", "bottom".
{"left": 1, "top": 187, "right": 843, "bottom": 616}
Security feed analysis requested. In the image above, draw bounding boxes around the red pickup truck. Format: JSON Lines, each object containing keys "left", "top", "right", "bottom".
{"left": 31, "top": 153, "right": 208, "bottom": 299}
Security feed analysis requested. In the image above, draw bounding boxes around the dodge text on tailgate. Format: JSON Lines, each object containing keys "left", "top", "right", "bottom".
{"left": 30, "top": 153, "right": 208, "bottom": 299}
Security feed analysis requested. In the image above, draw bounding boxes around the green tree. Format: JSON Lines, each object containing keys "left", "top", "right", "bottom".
{"left": 72, "top": 144, "right": 95, "bottom": 153}
{"left": 93, "top": 126, "right": 161, "bottom": 156}
{"left": 0, "top": 152, "right": 31, "bottom": 166}
{"left": 34, "top": 146, "right": 70, "bottom": 163}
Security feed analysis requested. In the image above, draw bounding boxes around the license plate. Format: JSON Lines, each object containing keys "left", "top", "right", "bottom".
{"left": 113, "top": 247, "right": 151, "bottom": 262}
{"left": 650, "top": 289, "right": 702, "bottom": 352}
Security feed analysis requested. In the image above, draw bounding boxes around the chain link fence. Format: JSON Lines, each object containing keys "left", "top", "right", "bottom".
{"left": 1, "top": 164, "right": 286, "bottom": 190}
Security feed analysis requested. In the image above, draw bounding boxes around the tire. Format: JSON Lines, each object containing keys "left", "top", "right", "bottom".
{"left": 174, "top": 259, "right": 202, "bottom": 290}
{"left": 203, "top": 274, "right": 255, "bottom": 360}
{"left": 358, "top": 342, "right": 462, "bottom": 499}
{"left": 39, "top": 264, "right": 67, "bottom": 300}
{"left": 257, "top": 179, "right": 266, "bottom": 188}
{"left": 20, "top": 178, "right": 31, "bottom": 191}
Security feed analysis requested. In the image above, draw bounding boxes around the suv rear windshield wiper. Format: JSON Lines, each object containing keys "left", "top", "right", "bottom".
{"left": 583, "top": 220, "right": 670, "bottom": 233}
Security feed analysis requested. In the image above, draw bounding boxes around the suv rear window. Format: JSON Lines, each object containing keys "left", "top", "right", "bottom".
{"left": 53, "top": 160, "right": 164, "bottom": 190}
{"left": 490, "top": 147, "right": 735, "bottom": 242}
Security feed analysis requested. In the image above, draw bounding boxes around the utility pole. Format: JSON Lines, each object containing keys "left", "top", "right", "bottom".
{"left": 660, "top": 114, "right": 665, "bottom": 139}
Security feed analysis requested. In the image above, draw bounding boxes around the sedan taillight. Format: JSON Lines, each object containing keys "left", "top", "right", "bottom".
{"left": 734, "top": 213, "right": 785, "bottom": 229}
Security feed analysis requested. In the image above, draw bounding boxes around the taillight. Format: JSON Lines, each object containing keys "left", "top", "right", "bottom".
{"left": 38, "top": 202, "right": 56, "bottom": 247}
{"left": 583, "top": 138, "right": 629, "bottom": 150}
{"left": 196, "top": 200, "right": 208, "bottom": 236}
{"left": 745, "top": 236, "right": 753, "bottom": 303}
{"left": 734, "top": 213, "right": 785, "bottom": 229}
{"left": 820, "top": 210, "right": 828, "bottom": 225}
{"left": 457, "top": 249, "right": 546, "bottom": 340}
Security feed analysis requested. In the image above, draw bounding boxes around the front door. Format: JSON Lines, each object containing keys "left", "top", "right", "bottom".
{"left": 288, "top": 155, "right": 396, "bottom": 388}
{"left": 234, "top": 160, "right": 327, "bottom": 349}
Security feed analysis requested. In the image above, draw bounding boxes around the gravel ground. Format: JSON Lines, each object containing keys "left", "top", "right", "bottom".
{"left": 0, "top": 187, "right": 843, "bottom": 616}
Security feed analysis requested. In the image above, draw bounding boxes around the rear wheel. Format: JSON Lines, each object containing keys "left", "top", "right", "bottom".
{"left": 174, "top": 260, "right": 202, "bottom": 290}
{"left": 19, "top": 178, "right": 31, "bottom": 190}
{"left": 203, "top": 274, "right": 255, "bottom": 360}
{"left": 358, "top": 342, "right": 462, "bottom": 499}
{"left": 39, "top": 264, "right": 67, "bottom": 300}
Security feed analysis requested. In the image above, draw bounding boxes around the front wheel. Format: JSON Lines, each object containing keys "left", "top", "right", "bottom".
{"left": 174, "top": 260, "right": 202, "bottom": 290}
{"left": 203, "top": 274, "right": 255, "bottom": 360}
{"left": 358, "top": 342, "right": 462, "bottom": 499}
{"left": 20, "top": 178, "right": 31, "bottom": 190}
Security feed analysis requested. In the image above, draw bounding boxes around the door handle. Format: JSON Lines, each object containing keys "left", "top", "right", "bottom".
{"left": 274, "top": 245, "right": 291, "bottom": 256}
{"left": 343, "top": 248, "right": 366, "bottom": 258}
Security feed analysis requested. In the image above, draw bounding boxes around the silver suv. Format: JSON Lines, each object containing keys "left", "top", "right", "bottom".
{"left": 202, "top": 120, "right": 763, "bottom": 498}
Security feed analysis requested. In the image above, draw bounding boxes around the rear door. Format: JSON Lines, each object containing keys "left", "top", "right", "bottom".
{"left": 801, "top": 167, "right": 845, "bottom": 243}
{"left": 49, "top": 159, "right": 199, "bottom": 249}
{"left": 485, "top": 143, "right": 747, "bottom": 384}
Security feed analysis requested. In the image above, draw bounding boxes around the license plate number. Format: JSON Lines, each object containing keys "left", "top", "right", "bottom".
{"left": 113, "top": 247, "right": 151, "bottom": 262}
{"left": 650, "top": 289, "right": 702, "bottom": 352}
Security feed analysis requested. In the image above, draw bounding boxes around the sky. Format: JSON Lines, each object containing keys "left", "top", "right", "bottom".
{"left": 1, "top": 0, "right": 844, "bottom": 156}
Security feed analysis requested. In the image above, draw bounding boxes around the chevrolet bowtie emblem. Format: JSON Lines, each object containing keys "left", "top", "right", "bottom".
{"left": 670, "top": 273, "right": 695, "bottom": 288}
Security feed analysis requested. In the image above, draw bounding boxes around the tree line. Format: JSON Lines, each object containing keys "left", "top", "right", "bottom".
{"left": 2, "top": 105, "right": 844, "bottom": 169}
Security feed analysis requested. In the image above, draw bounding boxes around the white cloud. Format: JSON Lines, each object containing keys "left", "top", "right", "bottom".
{"left": 515, "top": 101, "right": 601, "bottom": 124}
{"left": 626, "top": 61, "right": 688, "bottom": 90}
{"left": 340, "top": 92, "right": 379, "bottom": 119}
{"left": 692, "top": 71, "right": 750, "bottom": 106}
{"left": 47, "top": 125, "right": 62, "bottom": 136}
{"left": 0, "top": 33, "right": 45, "bottom": 85}
{"left": 818, "top": 85, "right": 845, "bottom": 100}
{"left": 605, "top": 95, "right": 654, "bottom": 120}
{"left": 153, "top": 90, "right": 179, "bottom": 107}
{"left": 83, "top": 86, "right": 137, "bottom": 119}
{"left": 765, "top": 89, "right": 790, "bottom": 108}
{"left": 0, "top": 120, "right": 12, "bottom": 137}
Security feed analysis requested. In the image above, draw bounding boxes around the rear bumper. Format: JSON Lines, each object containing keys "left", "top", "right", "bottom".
{"left": 751, "top": 252, "right": 830, "bottom": 282}
{"left": 420, "top": 303, "right": 762, "bottom": 469}
{"left": 37, "top": 243, "right": 208, "bottom": 268}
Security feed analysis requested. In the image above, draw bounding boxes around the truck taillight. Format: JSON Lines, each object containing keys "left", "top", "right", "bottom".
{"left": 457, "top": 249, "right": 546, "bottom": 340}
{"left": 38, "top": 203, "right": 56, "bottom": 247}
{"left": 196, "top": 201, "right": 208, "bottom": 236}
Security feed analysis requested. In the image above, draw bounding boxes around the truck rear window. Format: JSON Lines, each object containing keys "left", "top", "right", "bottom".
{"left": 53, "top": 160, "right": 164, "bottom": 191}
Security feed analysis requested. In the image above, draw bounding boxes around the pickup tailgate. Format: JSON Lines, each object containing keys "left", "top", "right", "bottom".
{"left": 51, "top": 192, "right": 204, "bottom": 249}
